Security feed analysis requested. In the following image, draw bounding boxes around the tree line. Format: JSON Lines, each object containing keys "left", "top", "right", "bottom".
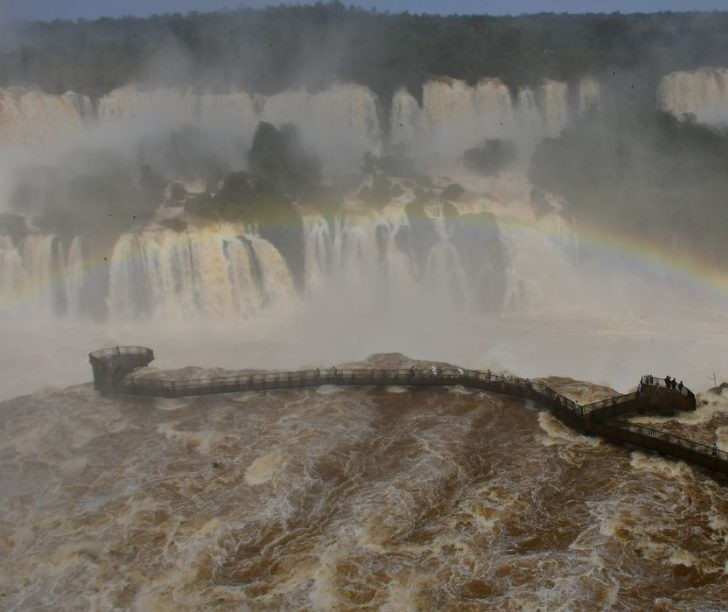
{"left": 1, "top": 3, "right": 728, "bottom": 102}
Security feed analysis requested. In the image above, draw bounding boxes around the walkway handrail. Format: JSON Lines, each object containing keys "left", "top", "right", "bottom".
{"left": 581, "top": 392, "right": 639, "bottom": 413}
{"left": 90, "top": 347, "right": 728, "bottom": 477}
{"left": 90, "top": 346, "right": 153, "bottom": 359}
{"left": 640, "top": 375, "right": 695, "bottom": 399}
{"left": 615, "top": 422, "right": 728, "bottom": 462}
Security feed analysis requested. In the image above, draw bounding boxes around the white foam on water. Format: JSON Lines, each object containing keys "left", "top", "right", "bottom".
{"left": 244, "top": 450, "right": 284, "bottom": 485}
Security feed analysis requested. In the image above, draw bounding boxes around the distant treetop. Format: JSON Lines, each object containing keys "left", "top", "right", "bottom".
{"left": 1, "top": 3, "right": 728, "bottom": 100}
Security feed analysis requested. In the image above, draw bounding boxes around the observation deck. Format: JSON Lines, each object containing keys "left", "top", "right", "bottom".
{"left": 89, "top": 347, "right": 727, "bottom": 477}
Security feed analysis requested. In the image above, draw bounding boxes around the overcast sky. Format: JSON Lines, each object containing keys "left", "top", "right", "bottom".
{"left": 2, "top": 0, "right": 727, "bottom": 23}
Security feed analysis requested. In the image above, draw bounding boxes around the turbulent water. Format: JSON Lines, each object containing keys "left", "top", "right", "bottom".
{"left": 1, "top": 353, "right": 727, "bottom": 609}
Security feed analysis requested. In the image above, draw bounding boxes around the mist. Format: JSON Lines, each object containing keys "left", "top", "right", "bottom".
{"left": 5, "top": 8, "right": 728, "bottom": 609}
{"left": 1, "top": 5, "right": 728, "bottom": 401}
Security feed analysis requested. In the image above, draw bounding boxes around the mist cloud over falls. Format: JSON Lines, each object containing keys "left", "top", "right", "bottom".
{"left": 2, "top": 7, "right": 728, "bottom": 396}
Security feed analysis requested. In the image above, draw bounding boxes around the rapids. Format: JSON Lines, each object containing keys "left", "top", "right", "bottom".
{"left": 0, "top": 354, "right": 727, "bottom": 609}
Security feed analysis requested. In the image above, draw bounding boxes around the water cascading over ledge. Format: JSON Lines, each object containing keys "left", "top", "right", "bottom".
{"left": 0, "top": 77, "right": 581, "bottom": 150}
{"left": 107, "top": 226, "right": 296, "bottom": 321}
{"left": 0, "top": 200, "right": 519, "bottom": 322}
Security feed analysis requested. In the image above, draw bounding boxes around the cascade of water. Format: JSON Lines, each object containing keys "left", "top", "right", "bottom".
{"left": 65, "top": 237, "right": 84, "bottom": 318}
{"left": 0, "top": 88, "right": 91, "bottom": 146}
{"left": 303, "top": 208, "right": 420, "bottom": 306}
{"left": 0, "top": 176, "right": 624, "bottom": 323}
{"left": 425, "top": 205, "right": 471, "bottom": 312}
{"left": 21, "top": 235, "right": 62, "bottom": 318}
{"left": 658, "top": 69, "right": 728, "bottom": 125}
{"left": 516, "top": 87, "right": 543, "bottom": 133}
{"left": 300, "top": 202, "right": 508, "bottom": 315}
{"left": 473, "top": 78, "right": 515, "bottom": 136}
{"left": 578, "top": 77, "right": 601, "bottom": 115}
{"left": 389, "top": 88, "right": 423, "bottom": 144}
{"left": 107, "top": 225, "right": 296, "bottom": 322}
{"left": 0, "top": 235, "right": 24, "bottom": 313}
{"left": 540, "top": 80, "right": 569, "bottom": 137}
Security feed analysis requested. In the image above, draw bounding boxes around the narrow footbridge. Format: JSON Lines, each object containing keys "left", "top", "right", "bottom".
{"left": 89, "top": 347, "right": 728, "bottom": 477}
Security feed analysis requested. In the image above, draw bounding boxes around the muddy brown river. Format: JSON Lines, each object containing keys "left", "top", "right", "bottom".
{"left": 1, "top": 354, "right": 727, "bottom": 609}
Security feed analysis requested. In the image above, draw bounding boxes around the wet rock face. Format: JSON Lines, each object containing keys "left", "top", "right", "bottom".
{"left": 257, "top": 217, "right": 305, "bottom": 290}
{"left": 395, "top": 202, "right": 508, "bottom": 312}
{"left": 396, "top": 201, "right": 440, "bottom": 276}
{"left": 447, "top": 211, "right": 507, "bottom": 312}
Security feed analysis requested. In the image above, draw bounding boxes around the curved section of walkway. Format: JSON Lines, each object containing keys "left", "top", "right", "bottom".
{"left": 88, "top": 347, "right": 728, "bottom": 477}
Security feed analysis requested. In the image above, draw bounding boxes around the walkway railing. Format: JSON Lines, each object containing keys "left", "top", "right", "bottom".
{"left": 89, "top": 347, "right": 728, "bottom": 477}
{"left": 616, "top": 422, "right": 728, "bottom": 462}
{"left": 89, "top": 346, "right": 153, "bottom": 359}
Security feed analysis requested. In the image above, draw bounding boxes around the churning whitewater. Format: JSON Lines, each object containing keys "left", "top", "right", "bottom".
{"left": 1, "top": 354, "right": 728, "bottom": 609}
{"left": 3, "top": 7, "right": 728, "bottom": 608}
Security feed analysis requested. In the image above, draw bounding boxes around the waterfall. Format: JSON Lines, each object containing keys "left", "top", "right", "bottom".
{"left": 473, "top": 78, "right": 515, "bottom": 135}
{"left": 97, "top": 86, "right": 200, "bottom": 125}
{"left": 539, "top": 80, "right": 569, "bottom": 137}
{"left": 412, "top": 77, "right": 571, "bottom": 151}
{"left": 65, "top": 237, "right": 85, "bottom": 318}
{"left": 95, "top": 83, "right": 382, "bottom": 148}
{"left": 301, "top": 202, "right": 508, "bottom": 315}
{"left": 305, "top": 208, "right": 416, "bottom": 302}
{"left": 0, "top": 235, "right": 24, "bottom": 313}
{"left": 0, "top": 234, "right": 74, "bottom": 318}
{"left": 22, "top": 235, "right": 62, "bottom": 317}
{"left": 578, "top": 76, "right": 601, "bottom": 115}
{"left": 658, "top": 68, "right": 728, "bottom": 125}
{"left": 389, "top": 88, "right": 423, "bottom": 144}
{"left": 107, "top": 225, "right": 296, "bottom": 321}
{"left": 3, "top": 181, "right": 671, "bottom": 324}
{"left": 516, "top": 87, "right": 543, "bottom": 133}
{"left": 1, "top": 77, "right": 582, "bottom": 152}
{"left": 0, "top": 88, "right": 92, "bottom": 146}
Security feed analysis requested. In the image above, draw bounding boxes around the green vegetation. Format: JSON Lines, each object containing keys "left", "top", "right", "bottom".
{"left": 159, "top": 217, "right": 187, "bottom": 232}
{"left": 139, "top": 125, "right": 232, "bottom": 190}
{"left": 181, "top": 122, "right": 320, "bottom": 286}
{"left": 10, "top": 161, "right": 164, "bottom": 241}
{"left": 184, "top": 122, "right": 319, "bottom": 221}
{"left": 2, "top": 4, "right": 728, "bottom": 102}
{"left": 441, "top": 183, "right": 465, "bottom": 202}
{"left": 530, "top": 111, "right": 728, "bottom": 263}
{"left": 248, "top": 122, "right": 321, "bottom": 197}
{"left": 185, "top": 171, "right": 292, "bottom": 222}
{"left": 0, "top": 212, "right": 27, "bottom": 245}
{"left": 463, "top": 140, "right": 517, "bottom": 176}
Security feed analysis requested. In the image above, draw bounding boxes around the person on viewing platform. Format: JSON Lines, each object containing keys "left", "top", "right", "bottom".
{"left": 665, "top": 376, "right": 671, "bottom": 388}
{"left": 431, "top": 365, "right": 438, "bottom": 376}
{"left": 678, "top": 381, "right": 684, "bottom": 392}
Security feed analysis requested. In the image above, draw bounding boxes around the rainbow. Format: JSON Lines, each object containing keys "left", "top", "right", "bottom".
{"left": 1, "top": 211, "right": 728, "bottom": 315}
